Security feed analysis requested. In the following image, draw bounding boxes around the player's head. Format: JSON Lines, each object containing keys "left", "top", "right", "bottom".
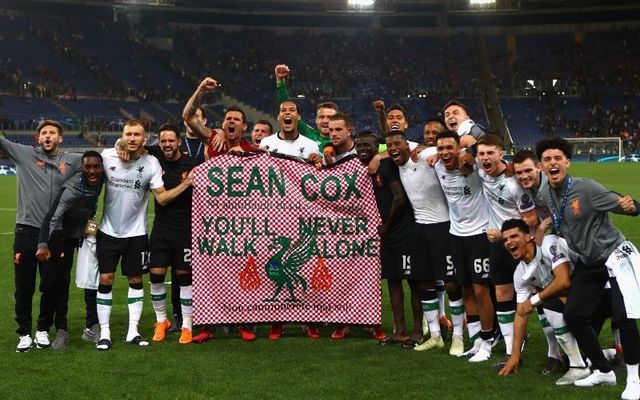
{"left": 423, "top": 118, "right": 445, "bottom": 147}
{"left": 501, "top": 219, "right": 533, "bottom": 261}
{"left": 37, "top": 119, "right": 64, "bottom": 154}
{"left": 328, "top": 112, "right": 354, "bottom": 149}
{"left": 386, "top": 104, "right": 408, "bottom": 132}
{"left": 476, "top": 134, "right": 505, "bottom": 176}
{"left": 278, "top": 100, "right": 300, "bottom": 134}
{"left": 535, "top": 137, "right": 573, "bottom": 188}
{"left": 122, "top": 119, "right": 147, "bottom": 153}
{"left": 222, "top": 105, "right": 247, "bottom": 141}
{"left": 385, "top": 129, "right": 410, "bottom": 166}
{"left": 513, "top": 150, "right": 541, "bottom": 190}
{"left": 436, "top": 130, "right": 461, "bottom": 171}
{"left": 81, "top": 150, "right": 103, "bottom": 186}
{"left": 251, "top": 120, "right": 273, "bottom": 146}
{"left": 355, "top": 131, "right": 379, "bottom": 165}
{"left": 158, "top": 122, "right": 182, "bottom": 161}
{"left": 316, "top": 102, "right": 339, "bottom": 137}
{"left": 443, "top": 100, "right": 470, "bottom": 132}
{"left": 184, "top": 106, "right": 207, "bottom": 137}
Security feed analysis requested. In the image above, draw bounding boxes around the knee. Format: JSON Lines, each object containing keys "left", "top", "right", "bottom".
{"left": 99, "top": 273, "right": 114, "bottom": 286}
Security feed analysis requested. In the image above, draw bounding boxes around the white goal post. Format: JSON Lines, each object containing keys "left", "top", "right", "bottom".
{"left": 565, "top": 137, "right": 623, "bottom": 160}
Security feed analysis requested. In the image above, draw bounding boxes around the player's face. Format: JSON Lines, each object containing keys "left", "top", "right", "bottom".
{"left": 316, "top": 107, "right": 337, "bottom": 137}
{"left": 386, "top": 110, "right": 408, "bottom": 132}
{"left": 514, "top": 158, "right": 540, "bottom": 190}
{"left": 82, "top": 156, "right": 103, "bottom": 186}
{"left": 278, "top": 102, "right": 300, "bottom": 134}
{"left": 540, "top": 148, "right": 571, "bottom": 188}
{"left": 38, "top": 125, "right": 63, "bottom": 154}
{"left": 503, "top": 227, "right": 531, "bottom": 261}
{"left": 385, "top": 135, "right": 410, "bottom": 166}
{"left": 251, "top": 123, "right": 271, "bottom": 146}
{"left": 423, "top": 121, "right": 444, "bottom": 147}
{"left": 328, "top": 119, "right": 352, "bottom": 147}
{"left": 355, "top": 137, "right": 378, "bottom": 165}
{"left": 477, "top": 144, "right": 505, "bottom": 176}
{"left": 184, "top": 108, "right": 206, "bottom": 137}
{"left": 222, "top": 111, "right": 246, "bottom": 141}
{"left": 436, "top": 137, "right": 460, "bottom": 171}
{"left": 159, "top": 130, "right": 181, "bottom": 160}
{"left": 444, "top": 105, "right": 469, "bottom": 132}
{"left": 122, "top": 124, "right": 146, "bottom": 153}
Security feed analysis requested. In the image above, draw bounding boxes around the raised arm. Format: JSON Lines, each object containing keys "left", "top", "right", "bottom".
{"left": 183, "top": 77, "right": 217, "bottom": 144}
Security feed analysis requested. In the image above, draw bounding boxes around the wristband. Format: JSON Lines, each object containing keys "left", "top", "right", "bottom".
{"left": 530, "top": 294, "right": 542, "bottom": 306}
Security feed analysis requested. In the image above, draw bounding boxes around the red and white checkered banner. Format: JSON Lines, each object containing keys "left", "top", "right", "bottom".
{"left": 191, "top": 153, "right": 382, "bottom": 325}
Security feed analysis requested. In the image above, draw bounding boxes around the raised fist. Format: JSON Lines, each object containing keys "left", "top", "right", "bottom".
{"left": 275, "top": 64, "right": 289, "bottom": 81}
{"left": 373, "top": 99, "right": 385, "bottom": 112}
{"left": 198, "top": 77, "right": 218, "bottom": 92}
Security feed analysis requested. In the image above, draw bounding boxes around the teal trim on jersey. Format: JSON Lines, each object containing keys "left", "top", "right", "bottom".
{"left": 96, "top": 298, "right": 112, "bottom": 306}
{"left": 151, "top": 293, "right": 166, "bottom": 301}
{"left": 450, "top": 305, "right": 465, "bottom": 315}
{"left": 497, "top": 311, "right": 516, "bottom": 324}
{"left": 421, "top": 300, "right": 439, "bottom": 312}
{"left": 127, "top": 296, "right": 144, "bottom": 304}
{"left": 553, "top": 326, "right": 570, "bottom": 336}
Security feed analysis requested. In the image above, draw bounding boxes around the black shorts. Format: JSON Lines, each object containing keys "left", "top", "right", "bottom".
{"left": 412, "top": 222, "right": 456, "bottom": 283}
{"left": 489, "top": 239, "right": 518, "bottom": 285}
{"left": 96, "top": 231, "right": 149, "bottom": 277}
{"left": 149, "top": 226, "right": 191, "bottom": 271}
{"left": 380, "top": 240, "right": 413, "bottom": 280}
{"left": 451, "top": 233, "right": 490, "bottom": 286}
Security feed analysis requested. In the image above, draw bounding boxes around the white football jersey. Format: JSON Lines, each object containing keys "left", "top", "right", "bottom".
{"left": 260, "top": 132, "right": 320, "bottom": 159}
{"left": 399, "top": 147, "right": 449, "bottom": 225}
{"left": 478, "top": 168, "right": 535, "bottom": 230}
{"left": 99, "top": 148, "right": 164, "bottom": 238}
{"left": 514, "top": 235, "right": 574, "bottom": 303}
{"left": 434, "top": 161, "right": 488, "bottom": 236}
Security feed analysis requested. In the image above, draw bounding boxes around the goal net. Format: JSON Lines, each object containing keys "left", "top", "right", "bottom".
{"left": 565, "top": 137, "right": 622, "bottom": 162}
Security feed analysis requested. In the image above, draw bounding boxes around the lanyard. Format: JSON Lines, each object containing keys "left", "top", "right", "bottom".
{"left": 548, "top": 176, "right": 572, "bottom": 233}
{"left": 185, "top": 138, "right": 202, "bottom": 159}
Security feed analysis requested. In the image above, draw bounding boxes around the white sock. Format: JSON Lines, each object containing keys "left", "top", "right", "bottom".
{"left": 422, "top": 299, "right": 441, "bottom": 338}
{"left": 126, "top": 287, "right": 144, "bottom": 341}
{"left": 96, "top": 290, "right": 112, "bottom": 341}
{"left": 627, "top": 364, "right": 639, "bottom": 383}
{"left": 150, "top": 282, "right": 167, "bottom": 323}
{"left": 497, "top": 304, "right": 516, "bottom": 355}
{"left": 538, "top": 310, "right": 562, "bottom": 359}
{"left": 468, "top": 319, "right": 481, "bottom": 342}
{"left": 450, "top": 299, "right": 465, "bottom": 337}
{"left": 436, "top": 280, "right": 446, "bottom": 319}
{"left": 180, "top": 284, "right": 193, "bottom": 331}
{"left": 545, "top": 308, "right": 586, "bottom": 368}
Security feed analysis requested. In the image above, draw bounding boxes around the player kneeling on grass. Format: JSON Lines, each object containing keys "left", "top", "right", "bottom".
{"left": 498, "top": 219, "right": 589, "bottom": 385}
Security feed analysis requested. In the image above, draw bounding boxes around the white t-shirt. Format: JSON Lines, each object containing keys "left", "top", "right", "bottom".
{"left": 434, "top": 161, "right": 488, "bottom": 237}
{"left": 99, "top": 148, "right": 164, "bottom": 238}
{"left": 399, "top": 147, "right": 449, "bottom": 225}
{"left": 260, "top": 132, "right": 320, "bottom": 159}
{"left": 514, "top": 235, "right": 573, "bottom": 303}
{"left": 478, "top": 168, "right": 536, "bottom": 230}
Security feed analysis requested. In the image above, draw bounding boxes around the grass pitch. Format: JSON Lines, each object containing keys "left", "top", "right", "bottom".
{"left": 0, "top": 163, "right": 637, "bottom": 399}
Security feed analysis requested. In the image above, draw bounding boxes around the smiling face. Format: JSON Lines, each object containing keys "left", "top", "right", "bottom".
{"left": 444, "top": 105, "right": 469, "bottom": 132}
{"left": 386, "top": 109, "right": 408, "bottom": 132}
{"left": 316, "top": 106, "right": 337, "bottom": 137}
{"left": 513, "top": 158, "right": 541, "bottom": 190}
{"left": 38, "top": 124, "right": 63, "bottom": 154}
{"left": 436, "top": 137, "right": 460, "bottom": 170}
{"left": 423, "top": 120, "right": 444, "bottom": 147}
{"left": 503, "top": 226, "right": 533, "bottom": 262}
{"left": 159, "top": 129, "right": 181, "bottom": 161}
{"left": 385, "top": 134, "right": 410, "bottom": 166}
{"left": 355, "top": 136, "right": 378, "bottom": 165}
{"left": 540, "top": 148, "right": 571, "bottom": 188}
{"left": 82, "top": 156, "right": 103, "bottom": 186}
{"left": 278, "top": 101, "right": 300, "bottom": 134}
{"left": 476, "top": 143, "right": 505, "bottom": 176}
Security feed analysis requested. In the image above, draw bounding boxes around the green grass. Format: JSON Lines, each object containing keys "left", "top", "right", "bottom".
{"left": 0, "top": 163, "right": 637, "bottom": 399}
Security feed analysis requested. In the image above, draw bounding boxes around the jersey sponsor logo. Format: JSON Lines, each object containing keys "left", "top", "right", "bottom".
{"left": 571, "top": 199, "right": 582, "bottom": 217}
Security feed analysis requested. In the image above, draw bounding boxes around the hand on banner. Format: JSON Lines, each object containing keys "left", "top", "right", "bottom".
{"left": 309, "top": 153, "right": 323, "bottom": 170}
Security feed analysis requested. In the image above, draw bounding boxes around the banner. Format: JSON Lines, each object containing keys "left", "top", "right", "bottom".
{"left": 191, "top": 153, "right": 382, "bottom": 325}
